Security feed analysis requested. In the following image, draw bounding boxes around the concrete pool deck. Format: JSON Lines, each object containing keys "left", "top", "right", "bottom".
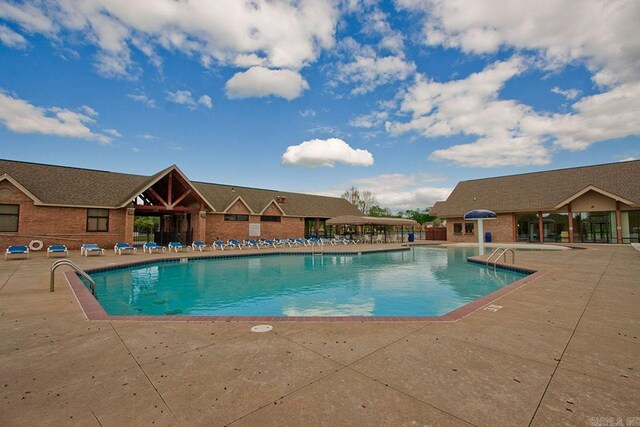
{"left": 1, "top": 243, "right": 638, "bottom": 426}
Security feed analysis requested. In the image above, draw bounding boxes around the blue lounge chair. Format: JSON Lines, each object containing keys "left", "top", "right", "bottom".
{"left": 213, "top": 240, "right": 228, "bottom": 251}
{"left": 243, "top": 239, "right": 261, "bottom": 249}
{"left": 259, "top": 238, "right": 277, "bottom": 248}
{"left": 192, "top": 241, "right": 212, "bottom": 251}
{"left": 168, "top": 242, "right": 190, "bottom": 252}
{"left": 227, "top": 239, "right": 244, "bottom": 250}
{"left": 143, "top": 242, "right": 165, "bottom": 253}
{"left": 294, "top": 238, "right": 309, "bottom": 247}
{"left": 80, "top": 243, "right": 105, "bottom": 256}
{"left": 114, "top": 242, "right": 136, "bottom": 255}
{"left": 5, "top": 245, "right": 29, "bottom": 260}
{"left": 47, "top": 244, "right": 68, "bottom": 258}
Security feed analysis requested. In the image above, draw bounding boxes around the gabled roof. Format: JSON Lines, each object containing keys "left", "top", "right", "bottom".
{"left": 0, "top": 159, "right": 148, "bottom": 208}
{"left": 431, "top": 160, "right": 640, "bottom": 217}
{"left": 192, "top": 181, "right": 363, "bottom": 217}
{"left": 0, "top": 159, "right": 363, "bottom": 217}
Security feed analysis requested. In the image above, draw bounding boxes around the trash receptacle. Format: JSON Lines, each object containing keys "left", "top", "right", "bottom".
{"left": 408, "top": 232, "right": 415, "bottom": 242}
{"left": 485, "top": 232, "right": 492, "bottom": 243}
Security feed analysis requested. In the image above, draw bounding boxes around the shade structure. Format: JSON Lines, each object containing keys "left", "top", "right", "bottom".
{"left": 463, "top": 209, "right": 497, "bottom": 256}
{"left": 463, "top": 209, "right": 497, "bottom": 220}
{"left": 326, "top": 215, "right": 418, "bottom": 226}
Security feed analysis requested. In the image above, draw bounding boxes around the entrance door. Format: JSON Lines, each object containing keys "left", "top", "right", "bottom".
{"left": 578, "top": 213, "right": 611, "bottom": 243}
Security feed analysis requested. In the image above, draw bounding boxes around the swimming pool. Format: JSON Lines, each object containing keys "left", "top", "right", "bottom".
{"left": 83, "top": 247, "right": 531, "bottom": 318}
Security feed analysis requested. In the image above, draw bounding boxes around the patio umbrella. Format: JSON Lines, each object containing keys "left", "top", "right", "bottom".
{"left": 463, "top": 209, "right": 497, "bottom": 255}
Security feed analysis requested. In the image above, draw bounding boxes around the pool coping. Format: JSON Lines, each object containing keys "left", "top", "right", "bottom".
{"left": 65, "top": 250, "right": 545, "bottom": 323}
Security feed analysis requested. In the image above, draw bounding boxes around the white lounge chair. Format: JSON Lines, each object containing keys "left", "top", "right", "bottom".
{"left": 81, "top": 243, "right": 105, "bottom": 256}
{"left": 5, "top": 245, "right": 29, "bottom": 260}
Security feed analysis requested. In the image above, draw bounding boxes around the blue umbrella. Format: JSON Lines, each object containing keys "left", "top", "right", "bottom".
{"left": 464, "top": 210, "right": 497, "bottom": 255}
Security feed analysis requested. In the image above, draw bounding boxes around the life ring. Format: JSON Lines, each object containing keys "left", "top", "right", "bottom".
{"left": 29, "top": 240, "right": 44, "bottom": 251}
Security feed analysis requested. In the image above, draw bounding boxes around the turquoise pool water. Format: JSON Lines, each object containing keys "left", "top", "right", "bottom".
{"left": 87, "top": 247, "right": 528, "bottom": 317}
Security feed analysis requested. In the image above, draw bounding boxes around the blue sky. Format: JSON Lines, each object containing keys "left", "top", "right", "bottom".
{"left": 0, "top": 0, "right": 638, "bottom": 212}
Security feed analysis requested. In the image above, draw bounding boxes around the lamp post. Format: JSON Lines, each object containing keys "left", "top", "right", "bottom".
{"left": 463, "top": 210, "right": 497, "bottom": 256}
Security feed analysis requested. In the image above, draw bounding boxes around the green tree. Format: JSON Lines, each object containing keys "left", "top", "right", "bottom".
{"left": 134, "top": 216, "right": 158, "bottom": 236}
{"left": 368, "top": 205, "right": 393, "bottom": 217}
{"left": 401, "top": 207, "right": 437, "bottom": 224}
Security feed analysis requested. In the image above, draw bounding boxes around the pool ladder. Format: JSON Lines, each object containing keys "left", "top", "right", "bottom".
{"left": 311, "top": 241, "right": 324, "bottom": 256}
{"left": 485, "top": 247, "right": 515, "bottom": 271}
{"left": 50, "top": 259, "right": 96, "bottom": 295}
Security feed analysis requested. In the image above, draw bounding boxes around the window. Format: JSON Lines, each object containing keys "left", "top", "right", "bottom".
{"left": 87, "top": 208, "right": 109, "bottom": 232}
{"left": 224, "top": 214, "right": 249, "bottom": 221}
{"left": 453, "top": 223, "right": 462, "bottom": 234}
{"left": 464, "top": 223, "right": 474, "bottom": 234}
{"left": 0, "top": 204, "right": 19, "bottom": 232}
{"left": 260, "top": 215, "right": 281, "bottom": 222}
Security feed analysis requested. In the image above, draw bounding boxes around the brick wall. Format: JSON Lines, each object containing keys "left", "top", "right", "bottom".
{"left": 445, "top": 213, "right": 514, "bottom": 243}
{"left": 205, "top": 213, "right": 304, "bottom": 242}
{"left": 0, "top": 181, "right": 127, "bottom": 250}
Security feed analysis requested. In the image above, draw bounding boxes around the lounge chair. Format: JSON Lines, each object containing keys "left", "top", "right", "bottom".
{"left": 243, "top": 239, "right": 261, "bottom": 249}
{"left": 259, "top": 238, "right": 277, "bottom": 248}
{"left": 80, "top": 243, "right": 105, "bottom": 256}
{"left": 294, "top": 238, "right": 309, "bottom": 247}
{"left": 227, "top": 239, "right": 244, "bottom": 250}
{"left": 168, "top": 242, "right": 190, "bottom": 252}
{"left": 632, "top": 243, "right": 640, "bottom": 252}
{"left": 114, "top": 242, "right": 136, "bottom": 255}
{"left": 5, "top": 245, "right": 29, "bottom": 260}
{"left": 213, "top": 240, "right": 228, "bottom": 251}
{"left": 192, "top": 241, "right": 212, "bottom": 251}
{"left": 143, "top": 242, "right": 165, "bottom": 253}
{"left": 47, "top": 244, "right": 68, "bottom": 258}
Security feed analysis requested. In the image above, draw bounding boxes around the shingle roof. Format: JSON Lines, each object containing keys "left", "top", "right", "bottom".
{"left": 431, "top": 160, "right": 640, "bottom": 217}
{"left": 0, "top": 159, "right": 363, "bottom": 217}
{"left": 0, "top": 159, "right": 148, "bottom": 207}
{"left": 192, "top": 181, "right": 363, "bottom": 217}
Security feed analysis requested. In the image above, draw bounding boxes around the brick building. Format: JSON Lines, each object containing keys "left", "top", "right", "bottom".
{"left": 430, "top": 160, "right": 640, "bottom": 244}
{"left": 0, "top": 159, "right": 363, "bottom": 250}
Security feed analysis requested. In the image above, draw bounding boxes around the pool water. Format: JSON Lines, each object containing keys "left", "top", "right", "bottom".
{"left": 87, "top": 247, "right": 528, "bottom": 317}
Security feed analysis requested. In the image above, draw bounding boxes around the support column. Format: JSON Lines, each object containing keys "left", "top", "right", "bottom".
{"left": 125, "top": 207, "right": 135, "bottom": 244}
{"left": 197, "top": 210, "right": 207, "bottom": 242}
{"left": 615, "top": 201, "right": 623, "bottom": 244}
{"left": 568, "top": 203, "right": 574, "bottom": 243}
{"left": 538, "top": 211, "right": 544, "bottom": 243}
{"left": 512, "top": 213, "right": 517, "bottom": 242}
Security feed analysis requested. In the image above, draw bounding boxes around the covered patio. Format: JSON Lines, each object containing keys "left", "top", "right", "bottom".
{"left": 326, "top": 215, "right": 418, "bottom": 243}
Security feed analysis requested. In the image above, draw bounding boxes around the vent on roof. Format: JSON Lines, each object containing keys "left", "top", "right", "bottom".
{"left": 276, "top": 196, "right": 286, "bottom": 204}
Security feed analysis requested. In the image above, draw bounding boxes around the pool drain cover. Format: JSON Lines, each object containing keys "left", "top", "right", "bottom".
{"left": 251, "top": 325, "right": 273, "bottom": 333}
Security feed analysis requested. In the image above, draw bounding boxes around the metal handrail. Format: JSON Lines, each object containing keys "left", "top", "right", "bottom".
{"left": 50, "top": 259, "right": 96, "bottom": 295}
{"left": 485, "top": 247, "right": 516, "bottom": 271}
{"left": 485, "top": 247, "right": 506, "bottom": 268}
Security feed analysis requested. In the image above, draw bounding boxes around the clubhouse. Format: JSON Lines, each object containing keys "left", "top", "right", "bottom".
{"left": 0, "top": 159, "right": 363, "bottom": 250}
{"left": 431, "top": 160, "right": 640, "bottom": 244}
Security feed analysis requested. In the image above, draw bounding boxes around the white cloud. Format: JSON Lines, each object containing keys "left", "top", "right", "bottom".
{"left": 0, "top": 0, "right": 339, "bottom": 80}
{"left": 0, "top": 90, "right": 113, "bottom": 144}
{"left": 104, "top": 128, "right": 122, "bottom": 138}
{"left": 334, "top": 38, "right": 416, "bottom": 95}
{"left": 299, "top": 109, "right": 316, "bottom": 118}
{"left": 349, "top": 111, "right": 388, "bottom": 128}
{"left": 551, "top": 87, "right": 581, "bottom": 100}
{"left": 127, "top": 91, "right": 156, "bottom": 108}
{"left": 396, "top": 0, "right": 640, "bottom": 86}
{"left": 166, "top": 90, "right": 212, "bottom": 109}
{"left": 522, "top": 82, "right": 640, "bottom": 151}
{"left": 198, "top": 95, "right": 212, "bottom": 109}
{"left": 282, "top": 138, "right": 374, "bottom": 167}
{"left": 0, "top": 25, "right": 28, "bottom": 49}
{"left": 317, "top": 172, "right": 452, "bottom": 211}
{"left": 225, "top": 67, "right": 309, "bottom": 100}
{"left": 387, "top": 56, "right": 640, "bottom": 167}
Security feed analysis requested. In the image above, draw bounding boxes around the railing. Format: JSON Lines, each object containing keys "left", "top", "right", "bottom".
{"left": 485, "top": 247, "right": 516, "bottom": 271}
{"left": 50, "top": 259, "right": 96, "bottom": 296}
